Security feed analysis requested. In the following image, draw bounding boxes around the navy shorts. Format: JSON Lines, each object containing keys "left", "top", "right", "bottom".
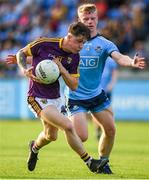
{"left": 67, "top": 90, "right": 111, "bottom": 116}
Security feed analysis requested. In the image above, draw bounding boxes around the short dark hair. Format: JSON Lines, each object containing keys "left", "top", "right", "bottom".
{"left": 68, "top": 21, "right": 91, "bottom": 40}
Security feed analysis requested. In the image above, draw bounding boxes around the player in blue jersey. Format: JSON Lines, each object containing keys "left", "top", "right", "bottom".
{"left": 96, "top": 57, "right": 118, "bottom": 139}
{"left": 67, "top": 3, "right": 146, "bottom": 174}
{"left": 8, "top": 22, "right": 108, "bottom": 173}
{"left": 101, "top": 57, "right": 118, "bottom": 100}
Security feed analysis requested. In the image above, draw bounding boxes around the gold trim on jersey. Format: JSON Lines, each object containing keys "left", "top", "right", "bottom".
{"left": 71, "top": 74, "right": 80, "bottom": 78}
{"left": 27, "top": 37, "right": 62, "bottom": 56}
{"left": 30, "top": 37, "right": 61, "bottom": 48}
{"left": 59, "top": 38, "right": 64, "bottom": 49}
{"left": 27, "top": 44, "right": 32, "bottom": 56}
{"left": 27, "top": 96, "right": 42, "bottom": 116}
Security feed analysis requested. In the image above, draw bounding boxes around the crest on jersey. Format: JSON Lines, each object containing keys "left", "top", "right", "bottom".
{"left": 40, "top": 99, "right": 48, "bottom": 104}
{"left": 85, "top": 46, "right": 90, "bottom": 51}
{"left": 67, "top": 57, "right": 72, "bottom": 64}
{"left": 95, "top": 46, "right": 102, "bottom": 52}
{"left": 48, "top": 54, "right": 56, "bottom": 59}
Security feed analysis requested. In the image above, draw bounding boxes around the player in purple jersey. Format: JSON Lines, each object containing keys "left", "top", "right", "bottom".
{"left": 15, "top": 22, "right": 107, "bottom": 173}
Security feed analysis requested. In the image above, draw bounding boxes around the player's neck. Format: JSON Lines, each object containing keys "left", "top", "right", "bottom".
{"left": 90, "top": 30, "right": 98, "bottom": 38}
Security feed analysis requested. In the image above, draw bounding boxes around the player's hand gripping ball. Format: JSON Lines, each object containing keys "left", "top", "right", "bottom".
{"left": 35, "top": 59, "right": 60, "bottom": 84}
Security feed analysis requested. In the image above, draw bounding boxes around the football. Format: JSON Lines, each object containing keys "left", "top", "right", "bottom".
{"left": 35, "top": 59, "right": 60, "bottom": 84}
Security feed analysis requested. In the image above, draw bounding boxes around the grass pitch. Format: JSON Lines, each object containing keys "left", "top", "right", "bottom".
{"left": 0, "top": 120, "right": 149, "bottom": 179}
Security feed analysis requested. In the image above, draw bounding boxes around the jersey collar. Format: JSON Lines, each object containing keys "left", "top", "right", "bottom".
{"left": 59, "top": 38, "right": 63, "bottom": 49}
{"left": 88, "top": 33, "right": 100, "bottom": 41}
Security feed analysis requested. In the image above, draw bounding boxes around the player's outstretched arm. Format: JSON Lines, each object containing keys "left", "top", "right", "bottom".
{"left": 16, "top": 48, "right": 40, "bottom": 83}
{"left": 111, "top": 51, "right": 146, "bottom": 69}
{"left": 6, "top": 54, "right": 32, "bottom": 65}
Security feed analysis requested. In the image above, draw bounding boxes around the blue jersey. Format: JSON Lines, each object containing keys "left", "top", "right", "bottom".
{"left": 101, "top": 57, "right": 118, "bottom": 91}
{"left": 68, "top": 34, "right": 119, "bottom": 100}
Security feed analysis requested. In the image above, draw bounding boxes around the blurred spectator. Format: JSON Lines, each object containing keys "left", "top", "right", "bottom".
{"left": 49, "top": 0, "right": 67, "bottom": 34}
{"left": 95, "top": 0, "right": 108, "bottom": 20}
{"left": 0, "top": 0, "right": 149, "bottom": 77}
{"left": 131, "top": 5, "right": 148, "bottom": 42}
{"left": 0, "top": 38, "right": 21, "bottom": 77}
{"left": 100, "top": 19, "right": 133, "bottom": 53}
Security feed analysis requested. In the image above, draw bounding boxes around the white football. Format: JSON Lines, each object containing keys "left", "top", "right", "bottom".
{"left": 35, "top": 59, "right": 60, "bottom": 84}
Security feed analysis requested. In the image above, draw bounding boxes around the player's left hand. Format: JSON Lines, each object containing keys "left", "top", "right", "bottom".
{"left": 132, "top": 54, "right": 146, "bottom": 69}
{"left": 6, "top": 55, "right": 17, "bottom": 64}
{"left": 53, "top": 57, "right": 66, "bottom": 74}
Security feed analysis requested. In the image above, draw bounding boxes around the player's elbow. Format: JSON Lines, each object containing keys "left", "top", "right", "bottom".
{"left": 69, "top": 77, "right": 78, "bottom": 91}
{"left": 70, "top": 81, "right": 78, "bottom": 91}
{"left": 70, "top": 84, "right": 78, "bottom": 91}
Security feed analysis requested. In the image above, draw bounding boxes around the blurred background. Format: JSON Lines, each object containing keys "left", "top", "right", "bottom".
{"left": 0, "top": 0, "right": 149, "bottom": 120}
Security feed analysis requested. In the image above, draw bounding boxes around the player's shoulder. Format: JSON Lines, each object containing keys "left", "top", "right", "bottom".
{"left": 88, "top": 34, "right": 113, "bottom": 46}
{"left": 29, "top": 37, "right": 61, "bottom": 47}
{"left": 35, "top": 37, "right": 61, "bottom": 42}
{"left": 97, "top": 35, "right": 113, "bottom": 44}
{"left": 69, "top": 53, "right": 80, "bottom": 63}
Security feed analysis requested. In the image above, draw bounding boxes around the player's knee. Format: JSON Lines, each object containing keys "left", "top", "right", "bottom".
{"left": 64, "top": 121, "right": 73, "bottom": 132}
{"left": 79, "top": 133, "right": 88, "bottom": 142}
{"left": 81, "top": 136, "right": 88, "bottom": 142}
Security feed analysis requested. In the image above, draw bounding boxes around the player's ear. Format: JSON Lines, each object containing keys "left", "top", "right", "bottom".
{"left": 67, "top": 33, "right": 73, "bottom": 40}
{"left": 77, "top": 16, "right": 80, "bottom": 22}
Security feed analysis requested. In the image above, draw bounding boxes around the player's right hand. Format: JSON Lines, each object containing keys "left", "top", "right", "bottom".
{"left": 23, "top": 67, "right": 41, "bottom": 83}
{"left": 6, "top": 55, "right": 17, "bottom": 64}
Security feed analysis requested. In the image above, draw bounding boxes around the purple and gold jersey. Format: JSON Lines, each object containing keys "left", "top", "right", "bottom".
{"left": 26, "top": 37, "right": 80, "bottom": 99}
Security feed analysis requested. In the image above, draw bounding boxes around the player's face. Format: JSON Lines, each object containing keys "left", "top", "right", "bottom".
{"left": 78, "top": 11, "right": 98, "bottom": 36}
{"left": 68, "top": 34, "right": 86, "bottom": 54}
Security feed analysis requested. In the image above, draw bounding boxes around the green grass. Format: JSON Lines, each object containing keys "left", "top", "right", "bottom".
{"left": 0, "top": 120, "right": 149, "bottom": 179}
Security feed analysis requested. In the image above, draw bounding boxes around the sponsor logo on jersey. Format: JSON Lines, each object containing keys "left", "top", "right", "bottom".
{"left": 48, "top": 54, "right": 72, "bottom": 64}
{"left": 48, "top": 54, "right": 55, "bottom": 59}
{"left": 72, "top": 105, "right": 79, "bottom": 111}
{"left": 79, "top": 56, "right": 99, "bottom": 69}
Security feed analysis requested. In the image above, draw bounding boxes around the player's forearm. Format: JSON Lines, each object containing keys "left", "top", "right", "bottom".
{"left": 61, "top": 70, "right": 78, "bottom": 91}
{"left": 54, "top": 58, "right": 78, "bottom": 90}
{"left": 117, "top": 55, "right": 133, "bottom": 67}
{"left": 111, "top": 52, "right": 133, "bottom": 67}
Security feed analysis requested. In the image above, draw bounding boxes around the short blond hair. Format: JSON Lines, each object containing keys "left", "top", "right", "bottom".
{"left": 78, "top": 3, "right": 97, "bottom": 15}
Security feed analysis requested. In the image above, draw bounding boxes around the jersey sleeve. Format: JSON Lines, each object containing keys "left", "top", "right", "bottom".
{"left": 106, "top": 40, "right": 119, "bottom": 56}
{"left": 69, "top": 54, "right": 80, "bottom": 78}
{"left": 26, "top": 38, "right": 42, "bottom": 56}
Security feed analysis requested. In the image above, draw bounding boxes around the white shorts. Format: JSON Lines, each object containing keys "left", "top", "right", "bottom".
{"left": 27, "top": 96, "right": 63, "bottom": 118}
